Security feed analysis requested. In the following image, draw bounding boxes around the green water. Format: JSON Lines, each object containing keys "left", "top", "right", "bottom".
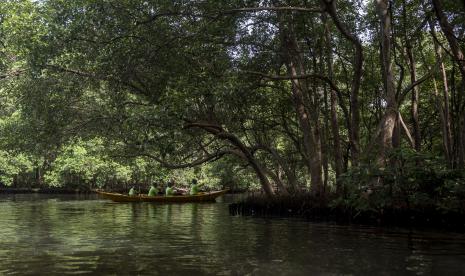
{"left": 1, "top": 194, "right": 465, "bottom": 275}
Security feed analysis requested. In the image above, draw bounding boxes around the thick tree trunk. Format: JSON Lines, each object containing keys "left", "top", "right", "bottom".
{"left": 392, "top": 113, "right": 401, "bottom": 149}
{"left": 376, "top": 0, "right": 398, "bottom": 163}
{"left": 290, "top": 81, "right": 323, "bottom": 195}
{"left": 279, "top": 18, "right": 323, "bottom": 196}
{"left": 263, "top": 167, "right": 289, "bottom": 196}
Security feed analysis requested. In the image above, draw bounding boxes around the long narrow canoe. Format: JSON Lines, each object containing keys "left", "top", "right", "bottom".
{"left": 95, "top": 189, "right": 229, "bottom": 203}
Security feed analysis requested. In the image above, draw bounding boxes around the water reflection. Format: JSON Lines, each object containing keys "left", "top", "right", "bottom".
{"left": 0, "top": 194, "right": 465, "bottom": 275}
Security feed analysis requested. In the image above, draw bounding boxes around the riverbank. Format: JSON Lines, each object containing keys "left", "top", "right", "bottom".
{"left": 229, "top": 194, "right": 465, "bottom": 231}
{"left": 0, "top": 187, "right": 94, "bottom": 194}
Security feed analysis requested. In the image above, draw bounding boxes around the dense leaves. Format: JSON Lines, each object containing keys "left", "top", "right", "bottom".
{"left": 0, "top": 0, "right": 464, "bottom": 207}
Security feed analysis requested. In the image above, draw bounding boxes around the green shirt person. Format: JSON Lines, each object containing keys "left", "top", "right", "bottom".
{"left": 165, "top": 186, "right": 175, "bottom": 196}
{"left": 190, "top": 179, "right": 199, "bottom": 195}
{"left": 128, "top": 187, "right": 136, "bottom": 196}
{"left": 148, "top": 185, "right": 159, "bottom": 196}
{"left": 165, "top": 179, "right": 177, "bottom": 196}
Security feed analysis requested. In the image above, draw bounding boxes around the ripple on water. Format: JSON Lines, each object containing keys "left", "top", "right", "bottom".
{"left": 1, "top": 194, "right": 465, "bottom": 275}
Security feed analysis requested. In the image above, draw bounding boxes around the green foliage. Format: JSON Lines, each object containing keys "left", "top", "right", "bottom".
{"left": 0, "top": 0, "right": 464, "bottom": 208}
{"left": 0, "top": 150, "right": 33, "bottom": 186}
{"left": 338, "top": 149, "right": 465, "bottom": 213}
{"left": 44, "top": 138, "right": 155, "bottom": 188}
{"left": 207, "top": 157, "right": 261, "bottom": 191}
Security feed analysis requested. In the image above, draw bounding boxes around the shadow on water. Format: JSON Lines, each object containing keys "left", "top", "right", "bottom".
{"left": 0, "top": 193, "right": 465, "bottom": 275}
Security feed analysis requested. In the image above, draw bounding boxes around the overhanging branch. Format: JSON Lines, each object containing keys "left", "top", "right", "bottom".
{"left": 124, "top": 150, "right": 230, "bottom": 169}
{"left": 224, "top": 7, "right": 323, "bottom": 14}
{"left": 245, "top": 70, "right": 350, "bottom": 124}
{"left": 398, "top": 62, "right": 439, "bottom": 104}
{"left": 46, "top": 64, "right": 148, "bottom": 96}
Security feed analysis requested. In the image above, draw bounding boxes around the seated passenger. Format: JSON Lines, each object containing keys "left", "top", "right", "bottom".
{"left": 128, "top": 187, "right": 136, "bottom": 196}
{"left": 148, "top": 185, "right": 159, "bottom": 196}
{"left": 165, "top": 182, "right": 175, "bottom": 196}
{"left": 189, "top": 179, "right": 200, "bottom": 195}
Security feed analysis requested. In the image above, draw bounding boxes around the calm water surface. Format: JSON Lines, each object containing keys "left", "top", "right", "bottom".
{"left": 1, "top": 194, "right": 465, "bottom": 275}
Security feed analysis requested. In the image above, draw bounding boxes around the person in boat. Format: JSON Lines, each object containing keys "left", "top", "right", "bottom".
{"left": 147, "top": 184, "right": 159, "bottom": 197}
{"left": 165, "top": 180, "right": 175, "bottom": 196}
{"left": 128, "top": 186, "right": 136, "bottom": 196}
{"left": 189, "top": 178, "right": 200, "bottom": 195}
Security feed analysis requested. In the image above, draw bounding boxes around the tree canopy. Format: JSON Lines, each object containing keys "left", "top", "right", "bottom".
{"left": 1, "top": 0, "right": 465, "bottom": 206}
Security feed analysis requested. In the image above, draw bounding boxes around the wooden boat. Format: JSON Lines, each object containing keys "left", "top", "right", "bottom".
{"left": 95, "top": 189, "right": 229, "bottom": 203}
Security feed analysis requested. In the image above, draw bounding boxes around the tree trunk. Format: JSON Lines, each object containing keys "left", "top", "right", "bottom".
{"left": 323, "top": 0, "right": 363, "bottom": 165}
{"left": 263, "top": 167, "right": 289, "bottom": 196}
{"left": 220, "top": 135, "right": 276, "bottom": 196}
{"left": 278, "top": 16, "right": 324, "bottom": 196}
{"left": 323, "top": 12, "right": 343, "bottom": 193}
{"left": 398, "top": 112, "right": 415, "bottom": 148}
{"left": 405, "top": 44, "right": 421, "bottom": 151}
{"left": 35, "top": 167, "right": 43, "bottom": 187}
{"left": 392, "top": 113, "right": 401, "bottom": 149}
{"left": 263, "top": 145, "right": 299, "bottom": 193}
{"left": 187, "top": 123, "right": 276, "bottom": 196}
{"left": 433, "top": 77, "right": 452, "bottom": 164}
{"left": 432, "top": 0, "right": 465, "bottom": 167}
{"left": 376, "top": 0, "right": 398, "bottom": 163}
{"left": 430, "top": 21, "right": 453, "bottom": 166}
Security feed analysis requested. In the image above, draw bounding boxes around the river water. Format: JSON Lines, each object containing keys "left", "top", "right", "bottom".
{"left": 1, "top": 194, "right": 465, "bottom": 275}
